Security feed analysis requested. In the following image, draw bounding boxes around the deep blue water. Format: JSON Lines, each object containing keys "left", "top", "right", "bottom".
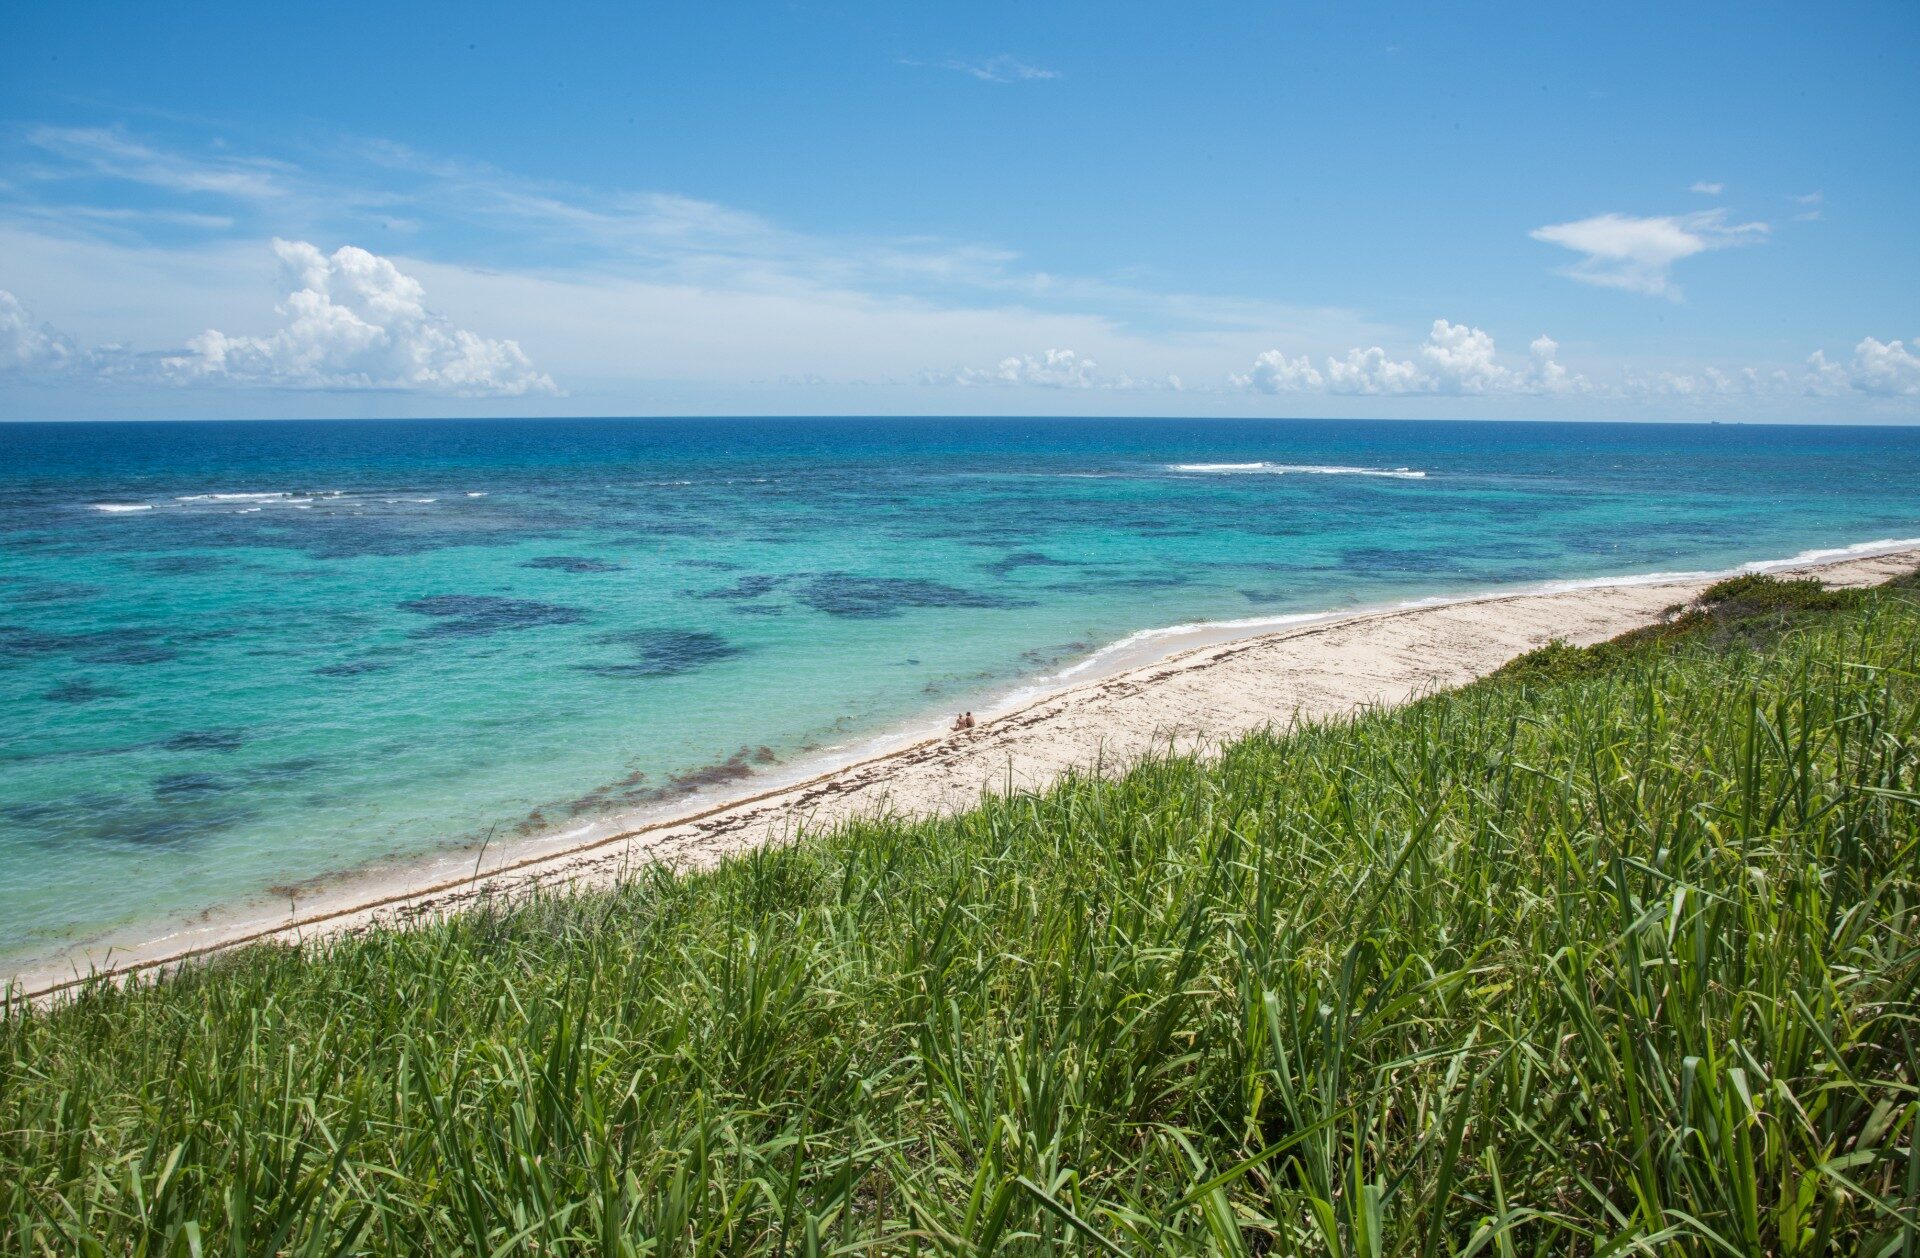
{"left": 4, "top": 416, "right": 1918, "bottom": 968}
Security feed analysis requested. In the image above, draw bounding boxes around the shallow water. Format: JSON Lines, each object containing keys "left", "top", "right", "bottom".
{"left": 3, "top": 416, "right": 1918, "bottom": 965}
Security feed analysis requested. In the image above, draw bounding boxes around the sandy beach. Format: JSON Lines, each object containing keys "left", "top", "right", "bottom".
{"left": 15, "top": 541, "right": 1919, "bottom": 1000}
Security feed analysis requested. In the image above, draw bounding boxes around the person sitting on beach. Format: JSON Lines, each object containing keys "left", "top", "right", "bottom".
{"left": 950, "top": 713, "right": 968, "bottom": 732}
{"left": 963, "top": 711, "right": 976, "bottom": 730}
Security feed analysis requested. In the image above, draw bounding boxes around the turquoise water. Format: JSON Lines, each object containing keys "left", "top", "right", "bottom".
{"left": 4, "top": 417, "right": 1919, "bottom": 967}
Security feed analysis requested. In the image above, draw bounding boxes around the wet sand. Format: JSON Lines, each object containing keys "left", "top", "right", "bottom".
{"left": 14, "top": 543, "right": 1919, "bottom": 1001}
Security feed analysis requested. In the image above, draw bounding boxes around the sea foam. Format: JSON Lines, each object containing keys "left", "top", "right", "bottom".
{"left": 175, "top": 490, "right": 351, "bottom": 506}
{"left": 177, "top": 492, "right": 299, "bottom": 503}
{"left": 1170, "top": 462, "right": 1426, "bottom": 479}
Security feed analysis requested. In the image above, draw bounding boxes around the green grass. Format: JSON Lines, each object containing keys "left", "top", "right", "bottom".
{"left": 5, "top": 574, "right": 1920, "bottom": 1255}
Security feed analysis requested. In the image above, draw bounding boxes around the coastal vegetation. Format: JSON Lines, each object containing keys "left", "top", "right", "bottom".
{"left": 5, "top": 572, "right": 1919, "bottom": 1254}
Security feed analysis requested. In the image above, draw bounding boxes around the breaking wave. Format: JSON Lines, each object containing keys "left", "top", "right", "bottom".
{"left": 1169, "top": 462, "right": 1426, "bottom": 479}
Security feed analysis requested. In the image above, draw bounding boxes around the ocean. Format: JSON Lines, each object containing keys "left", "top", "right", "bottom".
{"left": 4, "top": 416, "right": 1918, "bottom": 969}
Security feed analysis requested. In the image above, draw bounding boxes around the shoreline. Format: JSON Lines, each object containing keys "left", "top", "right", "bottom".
{"left": 13, "top": 536, "right": 1920, "bottom": 1001}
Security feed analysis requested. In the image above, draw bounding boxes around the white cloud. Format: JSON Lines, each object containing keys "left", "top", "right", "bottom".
{"left": 907, "top": 55, "right": 1059, "bottom": 83}
{"left": 3, "top": 125, "right": 1397, "bottom": 395}
{"left": 925, "top": 348, "right": 1189, "bottom": 391}
{"left": 1325, "top": 345, "right": 1428, "bottom": 394}
{"left": 160, "top": 240, "right": 557, "bottom": 395}
{"left": 1527, "top": 335, "right": 1571, "bottom": 393}
{"left": 1630, "top": 337, "right": 1918, "bottom": 400}
{"left": 1419, "top": 319, "right": 1509, "bottom": 392}
{"left": 1847, "top": 337, "right": 1920, "bottom": 396}
{"left": 3, "top": 124, "right": 1909, "bottom": 419}
{"left": 1237, "top": 321, "right": 1585, "bottom": 397}
{"left": 1230, "top": 350, "right": 1323, "bottom": 393}
{"left": 1530, "top": 208, "right": 1767, "bottom": 299}
{"left": 927, "top": 347, "right": 1099, "bottom": 387}
{"left": 0, "top": 220, "right": 1346, "bottom": 400}
{"left": 1689, "top": 181, "right": 1724, "bottom": 195}
{"left": 998, "top": 348, "right": 1096, "bottom": 387}
{"left": 1802, "top": 352, "right": 1848, "bottom": 396}
{"left": 0, "top": 290, "right": 79, "bottom": 373}
{"left": 26, "top": 126, "right": 290, "bottom": 201}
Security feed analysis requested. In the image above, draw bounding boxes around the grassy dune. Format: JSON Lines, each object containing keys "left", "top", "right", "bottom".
{"left": 5, "top": 574, "right": 1920, "bottom": 1254}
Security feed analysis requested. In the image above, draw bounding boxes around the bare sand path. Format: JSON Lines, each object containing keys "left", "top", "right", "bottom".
{"left": 16, "top": 544, "right": 1918, "bottom": 1000}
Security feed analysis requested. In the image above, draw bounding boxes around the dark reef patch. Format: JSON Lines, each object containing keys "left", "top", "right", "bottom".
{"left": 687, "top": 574, "right": 790, "bottom": 601}
{"left": 799, "top": 573, "right": 1030, "bottom": 619}
{"left": 614, "top": 522, "right": 714, "bottom": 539}
{"left": 398, "top": 595, "right": 588, "bottom": 637}
{"left": 153, "top": 772, "right": 230, "bottom": 798}
{"left": 81, "top": 643, "right": 181, "bottom": 666}
{"left": 135, "top": 554, "right": 225, "bottom": 576}
{"left": 0, "top": 799, "right": 73, "bottom": 826}
{"left": 982, "top": 551, "right": 1080, "bottom": 579}
{"left": 1, "top": 787, "right": 257, "bottom": 856}
{"left": 1106, "top": 573, "right": 1193, "bottom": 589}
{"left": 1339, "top": 547, "right": 1470, "bottom": 575}
{"left": 522, "top": 556, "right": 626, "bottom": 573}
{"left": 677, "top": 558, "right": 742, "bottom": 571}
{"left": 163, "top": 728, "right": 244, "bottom": 753}
{"left": 249, "top": 756, "right": 324, "bottom": 783}
{"left": 296, "top": 526, "right": 486, "bottom": 562}
{"left": 4, "top": 791, "right": 249, "bottom": 851}
{"left": 313, "top": 659, "right": 393, "bottom": 678}
{"left": 41, "top": 679, "right": 121, "bottom": 704}
{"left": 108, "top": 802, "right": 249, "bottom": 846}
{"left": 1044, "top": 571, "right": 1194, "bottom": 593}
{"left": 1, "top": 625, "right": 183, "bottom": 668}
{"left": 577, "top": 629, "right": 745, "bottom": 678}
{"left": 9, "top": 582, "right": 106, "bottom": 606}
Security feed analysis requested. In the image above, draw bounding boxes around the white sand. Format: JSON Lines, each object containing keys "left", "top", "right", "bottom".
{"left": 14, "top": 543, "right": 1918, "bottom": 1000}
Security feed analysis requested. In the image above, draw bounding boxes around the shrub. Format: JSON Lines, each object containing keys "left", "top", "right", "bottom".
{"left": 1699, "top": 570, "right": 1860, "bottom": 613}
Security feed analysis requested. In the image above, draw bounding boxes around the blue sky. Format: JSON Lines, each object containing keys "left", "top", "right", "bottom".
{"left": 1, "top": 1, "right": 1915, "bottom": 420}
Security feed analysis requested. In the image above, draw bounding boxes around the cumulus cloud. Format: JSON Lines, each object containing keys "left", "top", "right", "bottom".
{"left": 162, "top": 240, "right": 556, "bottom": 395}
{"left": 1840, "top": 337, "right": 1920, "bottom": 396}
{"left": 1528, "top": 335, "right": 1569, "bottom": 393}
{"left": 1324, "top": 345, "right": 1428, "bottom": 395}
{"left": 0, "top": 290, "right": 80, "bottom": 373}
{"left": 922, "top": 348, "right": 1187, "bottom": 391}
{"left": 1418, "top": 320, "right": 1510, "bottom": 392}
{"left": 1629, "top": 336, "right": 1919, "bottom": 400}
{"left": 924, "top": 348, "right": 1096, "bottom": 388}
{"left": 1234, "top": 320, "right": 1584, "bottom": 397}
{"left": 997, "top": 347, "right": 1097, "bottom": 387}
{"left": 1530, "top": 209, "right": 1767, "bottom": 299}
{"left": 1232, "top": 350, "right": 1324, "bottom": 393}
